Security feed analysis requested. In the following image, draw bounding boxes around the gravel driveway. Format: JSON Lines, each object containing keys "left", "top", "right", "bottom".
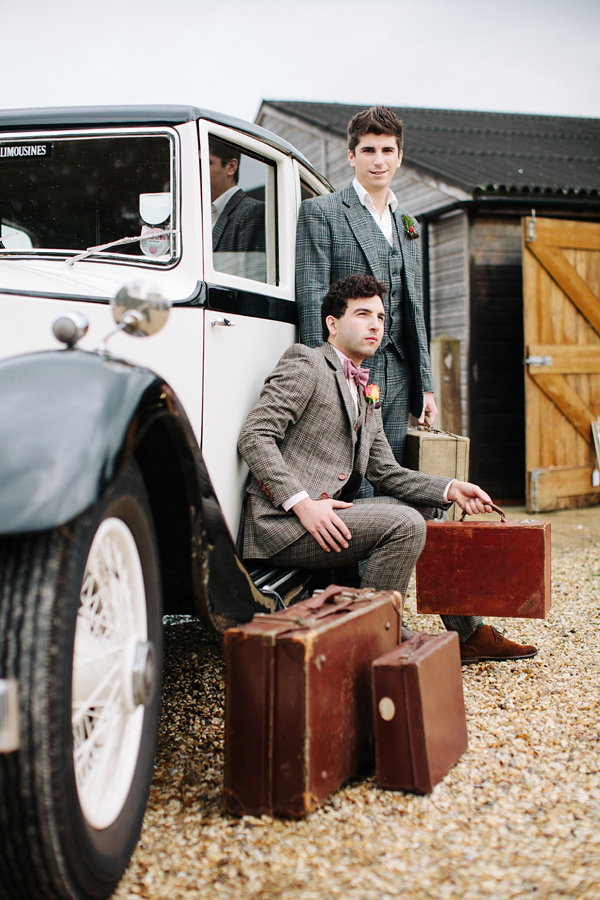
{"left": 114, "top": 506, "right": 600, "bottom": 900}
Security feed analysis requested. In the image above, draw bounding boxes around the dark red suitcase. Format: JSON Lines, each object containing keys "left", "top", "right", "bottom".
{"left": 372, "top": 632, "right": 468, "bottom": 794}
{"left": 223, "top": 586, "right": 402, "bottom": 818}
{"left": 416, "top": 506, "right": 552, "bottom": 618}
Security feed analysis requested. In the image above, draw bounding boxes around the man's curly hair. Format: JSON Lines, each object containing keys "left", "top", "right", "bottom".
{"left": 321, "top": 274, "right": 387, "bottom": 341}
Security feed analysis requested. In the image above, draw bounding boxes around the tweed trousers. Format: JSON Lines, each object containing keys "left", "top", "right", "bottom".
{"left": 269, "top": 497, "right": 481, "bottom": 642}
{"left": 268, "top": 498, "right": 426, "bottom": 599}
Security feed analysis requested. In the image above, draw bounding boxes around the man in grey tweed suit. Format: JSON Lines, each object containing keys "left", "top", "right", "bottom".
{"left": 296, "top": 106, "right": 436, "bottom": 470}
{"left": 239, "top": 275, "right": 537, "bottom": 663}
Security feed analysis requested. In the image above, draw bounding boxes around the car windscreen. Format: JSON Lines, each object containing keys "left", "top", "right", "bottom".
{"left": 0, "top": 131, "right": 175, "bottom": 262}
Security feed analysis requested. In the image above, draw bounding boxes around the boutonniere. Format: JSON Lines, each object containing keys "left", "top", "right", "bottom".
{"left": 364, "top": 383, "right": 381, "bottom": 408}
{"left": 402, "top": 214, "right": 419, "bottom": 239}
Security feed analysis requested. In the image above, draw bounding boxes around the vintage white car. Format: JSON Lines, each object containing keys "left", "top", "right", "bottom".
{"left": 0, "top": 106, "right": 331, "bottom": 900}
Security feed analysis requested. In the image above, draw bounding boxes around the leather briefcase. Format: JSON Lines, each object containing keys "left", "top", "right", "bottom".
{"left": 416, "top": 505, "right": 552, "bottom": 618}
{"left": 404, "top": 425, "right": 470, "bottom": 520}
{"left": 223, "top": 585, "right": 401, "bottom": 818}
{"left": 372, "top": 632, "right": 468, "bottom": 793}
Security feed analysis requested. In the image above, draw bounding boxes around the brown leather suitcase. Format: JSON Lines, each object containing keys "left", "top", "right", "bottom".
{"left": 223, "top": 586, "right": 401, "bottom": 818}
{"left": 372, "top": 632, "right": 468, "bottom": 793}
{"left": 416, "top": 506, "right": 552, "bottom": 618}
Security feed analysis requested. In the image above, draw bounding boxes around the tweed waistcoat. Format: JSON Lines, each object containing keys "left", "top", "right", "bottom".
{"left": 371, "top": 222, "right": 404, "bottom": 351}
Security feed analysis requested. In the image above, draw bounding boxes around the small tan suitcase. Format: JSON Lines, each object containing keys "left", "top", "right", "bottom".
{"left": 403, "top": 426, "right": 469, "bottom": 520}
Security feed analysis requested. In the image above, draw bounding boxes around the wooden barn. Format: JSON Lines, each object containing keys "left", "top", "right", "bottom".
{"left": 257, "top": 101, "right": 600, "bottom": 511}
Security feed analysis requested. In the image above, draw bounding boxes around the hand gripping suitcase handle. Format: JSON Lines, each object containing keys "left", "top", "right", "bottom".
{"left": 460, "top": 502, "right": 506, "bottom": 522}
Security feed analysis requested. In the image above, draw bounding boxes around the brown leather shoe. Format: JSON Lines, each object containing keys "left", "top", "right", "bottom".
{"left": 460, "top": 625, "right": 537, "bottom": 664}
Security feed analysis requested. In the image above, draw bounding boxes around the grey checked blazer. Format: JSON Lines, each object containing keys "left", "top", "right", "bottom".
{"left": 237, "top": 342, "right": 450, "bottom": 560}
{"left": 213, "top": 189, "right": 265, "bottom": 253}
{"left": 295, "top": 184, "right": 433, "bottom": 419}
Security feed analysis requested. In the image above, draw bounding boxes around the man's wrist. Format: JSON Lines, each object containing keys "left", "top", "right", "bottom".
{"left": 443, "top": 479, "right": 456, "bottom": 504}
{"left": 282, "top": 490, "right": 309, "bottom": 512}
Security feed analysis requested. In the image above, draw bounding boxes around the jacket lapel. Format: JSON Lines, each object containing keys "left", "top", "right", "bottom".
{"left": 320, "top": 343, "right": 360, "bottom": 445}
{"left": 340, "top": 185, "right": 384, "bottom": 280}
{"left": 212, "top": 189, "right": 243, "bottom": 249}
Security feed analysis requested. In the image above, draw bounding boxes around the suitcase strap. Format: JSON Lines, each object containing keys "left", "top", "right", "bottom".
{"left": 255, "top": 586, "right": 400, "bottom": 630}
{"left": 459, "top": 502, "right": 505, "bottom": 522}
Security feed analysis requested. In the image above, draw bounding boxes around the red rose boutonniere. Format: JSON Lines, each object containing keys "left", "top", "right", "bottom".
{"left": 402, "top": 214, "right": 419, "bottom": 239}
{"left": 364, "top": 383, "right": 381, "bottom": 408}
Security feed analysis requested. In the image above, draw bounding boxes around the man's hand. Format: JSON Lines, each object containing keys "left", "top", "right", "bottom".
{"left": 447, "top": 481, "right": 494, "bottom": 516}
{"left": 292, "top": 497, "right": 353, "bottom": 552}
{"left": 418, "top": 392, "right": 438, "bottom": 426}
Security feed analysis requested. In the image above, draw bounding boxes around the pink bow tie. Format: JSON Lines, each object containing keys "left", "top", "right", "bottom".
{"left": 343, "top": 358, "right": 369, "bottom": 389}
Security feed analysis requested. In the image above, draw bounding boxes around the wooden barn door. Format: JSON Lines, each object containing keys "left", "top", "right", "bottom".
{"left": 522, "top": 216, "right": 600, "bottom": 512}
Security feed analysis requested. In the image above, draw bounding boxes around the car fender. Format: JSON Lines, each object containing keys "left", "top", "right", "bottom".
{"left": 0, "top": 347, "right": 271, "bottom": 627}
{"left": 0, "top": 348, "right": 173, "bottom": 533}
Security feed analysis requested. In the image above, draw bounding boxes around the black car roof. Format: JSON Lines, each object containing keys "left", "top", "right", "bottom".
{"left": 0, "top": 104, "right": 331, "bottom": 187}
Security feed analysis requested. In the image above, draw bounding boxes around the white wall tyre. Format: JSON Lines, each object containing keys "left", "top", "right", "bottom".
{"left": 0, "top": 461, "right": 162, "bottom": 900}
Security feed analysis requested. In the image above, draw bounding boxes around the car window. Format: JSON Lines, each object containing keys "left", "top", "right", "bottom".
{"left": 207, "top": 136, "right": 277, "bottom": 285}
{"left": 0, "top": 131, "right": 176, "bottom": 263}
{"left": 300, "top": 179, "right": 320, "bottom": 201}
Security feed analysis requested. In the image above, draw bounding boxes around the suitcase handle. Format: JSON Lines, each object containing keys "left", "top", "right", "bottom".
{"left": 256, "top": 587, "right": 361, "bottom": 630}
{"left": 459, "top": 503, "right": 506, "bottom": 522}
{"left": 304, "top": 584, "right": 358, "bottom": 616}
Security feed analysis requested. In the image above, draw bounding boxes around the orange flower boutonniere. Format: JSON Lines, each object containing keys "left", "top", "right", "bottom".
{"left": 364, "top": 383, "right": 381, "bottom": 408}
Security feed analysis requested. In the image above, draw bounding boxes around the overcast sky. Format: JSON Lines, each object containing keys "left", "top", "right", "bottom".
{"left": 3, "top": 0, "right": 599, "bottom": 123}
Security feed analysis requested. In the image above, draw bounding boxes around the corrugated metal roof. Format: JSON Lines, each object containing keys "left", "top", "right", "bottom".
{"left": 263, "top": 101, "right": 600, "bottom": 198}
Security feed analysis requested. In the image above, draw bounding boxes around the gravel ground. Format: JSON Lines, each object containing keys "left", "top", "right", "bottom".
{"left": 114, "top": 506, "right": 600, "bottom": 900}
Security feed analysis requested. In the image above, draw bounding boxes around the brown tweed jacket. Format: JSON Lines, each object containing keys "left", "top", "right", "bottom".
{"left": 238, "top": 342, "right": 450, "bottom": 559}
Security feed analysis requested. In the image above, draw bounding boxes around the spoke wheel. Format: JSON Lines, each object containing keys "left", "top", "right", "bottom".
{"left": 0, "top": 462, "right": 162, "bottom": 900}
{"left": 73, "top": 517, "right": 151, "bottom": 830}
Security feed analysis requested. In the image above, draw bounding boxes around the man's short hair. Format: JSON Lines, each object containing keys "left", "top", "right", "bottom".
{"left": 208, "top": 137, "right": 241, "bottom": 184}
{"left": 347, "top": 106, "right": 404, "bottom": 154}
{"left": 321, "top": 274, "right": 387, "bottom": 341}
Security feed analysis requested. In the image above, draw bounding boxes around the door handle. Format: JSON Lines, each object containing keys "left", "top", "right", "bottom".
{"left": 211, "top": 316, "right": 235, "bottom": 327}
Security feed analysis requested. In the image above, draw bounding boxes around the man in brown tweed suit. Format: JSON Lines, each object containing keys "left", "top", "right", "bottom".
{"left": 239, "top": 275, "right": 537, "bottom": 663}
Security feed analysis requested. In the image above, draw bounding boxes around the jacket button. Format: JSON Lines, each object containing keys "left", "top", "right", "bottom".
{"left": 338, "top": 473, "right": 346, "bottom": 480}
{"left": 320, "top": 492, "right": 329, "bottom": 500}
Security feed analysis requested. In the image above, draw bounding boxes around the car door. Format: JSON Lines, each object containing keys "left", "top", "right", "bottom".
{"left": 198, "top": 121, "right": 300, "bottom": 537}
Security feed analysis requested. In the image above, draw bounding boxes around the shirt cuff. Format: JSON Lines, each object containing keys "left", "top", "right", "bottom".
{"left": 443, "top": 479, "right": 455, "bottom": 504}
{"left": 282, "top": 490, "right": 309, "bottom": 511}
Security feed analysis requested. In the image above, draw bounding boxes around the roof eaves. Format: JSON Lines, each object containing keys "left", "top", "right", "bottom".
{"left": 473, "top": 184, "right": 600, "bottom": 199}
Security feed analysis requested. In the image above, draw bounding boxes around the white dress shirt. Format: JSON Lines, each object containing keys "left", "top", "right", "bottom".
{"left": 352, "top": 178, "right": 398, "bottom": 246}
{"left": 211, "top": 185, "right": 240, "bottom": 227}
